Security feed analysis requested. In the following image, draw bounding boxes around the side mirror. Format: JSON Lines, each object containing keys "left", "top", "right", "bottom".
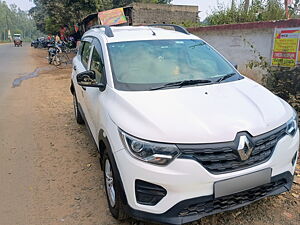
{"left": 76, "top": 70, "right": 106, "bottom": 91}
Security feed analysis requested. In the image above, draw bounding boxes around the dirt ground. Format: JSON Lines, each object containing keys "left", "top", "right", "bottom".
{"left": 5, "top": 48, "right": 300, "bottom": 225}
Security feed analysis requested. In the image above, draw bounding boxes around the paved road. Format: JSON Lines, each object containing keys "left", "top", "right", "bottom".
{"left": 0, "top": 43, "right": 38, "bottom": 225}
{"left": 0, "top": 43, "right": 36, "bottom": 97}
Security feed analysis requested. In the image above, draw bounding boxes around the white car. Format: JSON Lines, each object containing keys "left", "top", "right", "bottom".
{"left": 70, "top": 25, "right": 299, "bottom": 225}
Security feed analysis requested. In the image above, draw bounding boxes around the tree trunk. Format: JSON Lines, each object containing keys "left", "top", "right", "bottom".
{"left": 244, "top": 0, "right": 250, "bottom": 12}
{"left": 230, "top": 0, "right": 236, "bottom": 10}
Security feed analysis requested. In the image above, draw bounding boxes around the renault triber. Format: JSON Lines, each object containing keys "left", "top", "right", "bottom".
{"left": 70, "top": 25, "right": 299, "bottom": 225}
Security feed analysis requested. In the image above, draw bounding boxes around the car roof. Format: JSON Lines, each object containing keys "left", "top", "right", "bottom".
{"left": 83, "top": 26, "right": 200, "bottom": 43}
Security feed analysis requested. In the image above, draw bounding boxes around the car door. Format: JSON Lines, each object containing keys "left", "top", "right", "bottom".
{"left": 82, "top": 38, "right": 107, "bottom": 141}
{"left": 72, "top": 38, "right": 93, "bottom": 120}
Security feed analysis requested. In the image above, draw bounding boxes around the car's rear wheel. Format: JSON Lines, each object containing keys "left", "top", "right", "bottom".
{"left": 103, "top": 153, "right": 127, "bottom": 220}
{"left": 73, "top": 94, "right": 84, "bottom": 124}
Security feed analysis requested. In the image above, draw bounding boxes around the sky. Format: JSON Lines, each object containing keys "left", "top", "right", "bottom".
{"left": 4, "top": 0, "right": 35, "bottom": 11}
{"left": 4, "top": 0, "right": 233, "bottom": 19}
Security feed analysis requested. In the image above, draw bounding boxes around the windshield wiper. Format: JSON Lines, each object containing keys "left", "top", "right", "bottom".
{"left": 215, "top": 73, "right": 236, "bottom": 83}
{"left": 150, "top": 79, "right": 212, "bottom": 90}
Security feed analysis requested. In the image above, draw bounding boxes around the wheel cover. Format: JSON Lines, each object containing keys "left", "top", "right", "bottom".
{"left": 105, "top": 159, "right": 116, "bottom": 207}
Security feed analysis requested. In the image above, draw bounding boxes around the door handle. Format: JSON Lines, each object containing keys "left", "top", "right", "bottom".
{"left": 73, "top": 65, "right": 77, "bottom": 71}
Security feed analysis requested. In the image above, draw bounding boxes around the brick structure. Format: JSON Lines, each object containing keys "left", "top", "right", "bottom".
{"left": 124, "top": 3, "right": 199, "bottom": 25}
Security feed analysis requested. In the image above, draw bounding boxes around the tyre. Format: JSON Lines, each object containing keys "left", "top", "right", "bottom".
{"left": 53, "top": 55, "right": 61, "bottom": 66}
{"left": 73, "top": 94, "right": 84, "bottom": 124}
{"left": 56, "top": 54, "right": 69, "bottom": 69}
{"left": 103, "top": 153, "right": 127, "bottom": 221}
{"left": 48, "top": 53, "right": 52, "bottom": 64}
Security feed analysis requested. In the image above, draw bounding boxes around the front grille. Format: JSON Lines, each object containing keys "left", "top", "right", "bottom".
{"left": 178, "top": 125, "right": 286, "bottom": 174}
{"left": 178, "top": 177, "right": 287, "bottom": 217}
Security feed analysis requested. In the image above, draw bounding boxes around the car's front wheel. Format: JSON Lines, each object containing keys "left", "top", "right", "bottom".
{"left": 103, "top": 153, "right": 127, "bottom": 220}
{"left": 73, "top": 94, "right": 84, "bottom": 124}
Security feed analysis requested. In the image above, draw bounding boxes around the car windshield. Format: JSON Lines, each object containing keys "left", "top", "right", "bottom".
{"left": 107, "top": 39, "right": 239, "bottom": 91}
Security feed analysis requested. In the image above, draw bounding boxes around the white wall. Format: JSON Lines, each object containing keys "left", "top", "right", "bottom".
{"left": 191, "top": 28, "right": 275, "bottom": 80}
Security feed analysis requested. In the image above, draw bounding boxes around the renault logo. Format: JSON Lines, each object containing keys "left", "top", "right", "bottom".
{"left": 237, "top": 136, "right": 254, "bottom": 161}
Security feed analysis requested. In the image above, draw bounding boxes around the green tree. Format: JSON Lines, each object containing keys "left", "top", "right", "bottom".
{"left": 30, "top": 0, "right": 109, "bottom": 33}
{"left": 289, "top": 0, "right": 300, "bottom": 17}
{"left": 206, "top": 0, "right": 286, "bottom": 25}
{"left": 0, "top": 0, "right": 42, "bottom": 41}
{"left": 45, "top": 17, "right": 61, "bottom": 34}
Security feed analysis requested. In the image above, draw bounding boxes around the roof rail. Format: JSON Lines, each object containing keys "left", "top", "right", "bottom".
{"left": 90, "top": 25, "right": 114, "bottom": 37}
{"left": 148, "top": 24, "right": 190, "bottom": 35}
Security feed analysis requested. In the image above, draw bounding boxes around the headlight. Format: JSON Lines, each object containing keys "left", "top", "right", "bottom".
{"left": 286, "top": 110, "right": 298, "bottom": 136}
{"left": 119, "top": 130, "right": 180, "bottom": 166}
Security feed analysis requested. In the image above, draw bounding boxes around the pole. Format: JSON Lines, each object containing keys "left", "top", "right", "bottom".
{"left": 284, "top": 0, "right": 290, "bottom": 19}
{"left": 5, "top": 13, "right": 8, "bottom": 40}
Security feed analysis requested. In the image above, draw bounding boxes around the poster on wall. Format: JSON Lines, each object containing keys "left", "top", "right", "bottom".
{"left": 271, "top": 27, "right": 300, "bottom": 67}
{"left": 98, "top": 8, "right": 127, "bottom": 26}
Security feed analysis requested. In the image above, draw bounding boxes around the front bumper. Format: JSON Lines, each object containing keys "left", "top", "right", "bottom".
{"left": 125, "top": 171, "right": 293, "bottom": 225}
{"left": 113, "top": 129, "right": 299, "bottom": 224}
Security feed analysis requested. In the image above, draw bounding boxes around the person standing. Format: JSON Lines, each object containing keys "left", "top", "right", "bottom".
{"left": 55, "top": 34, "right": 61, "bottom": 43}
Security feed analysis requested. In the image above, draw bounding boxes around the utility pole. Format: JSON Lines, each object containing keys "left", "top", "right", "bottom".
{"left": 5, "top": 13, "right": 8, "bottom": 40}
{"left": 5, "top": 12, "right": 10, "bottom": 41}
